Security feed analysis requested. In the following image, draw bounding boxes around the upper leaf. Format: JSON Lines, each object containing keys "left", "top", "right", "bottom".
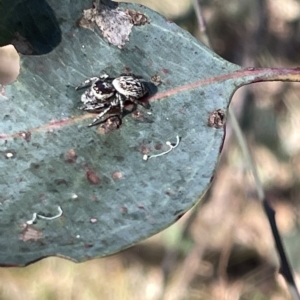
{"left": 0, "top": 0, "right": 241, "bottom": 265}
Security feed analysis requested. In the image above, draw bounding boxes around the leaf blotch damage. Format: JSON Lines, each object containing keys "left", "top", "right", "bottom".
{"left": 64, "top": 149, "right": 78, "bottom": 163}
{"left": 86, "top": 168, "right": 101, "bottom": 185}
{"left": 121, "top": 206, "right": 128, "bottom": 214}
{"left": 140, "top": 145, "right": 151, "bottom": 156}
{"left": 208, "top": 109, "right": 225, "bottom": 128}
{"left": 131, "top": 110, "right": 152, "bottom": 123}
{"left": 18, "top": 131, "right": 31, "bottom": 142}
{"left": 79, "top": 3, "right": 131, "bottom": 49}
{"left": 19, "top": 225, "right": 42, "bottom": 242}
{"left": 161, "top": 68, "right": 170, "bottom": 75}
{"left": 151, "top": 75, "right": 162, "bottom": 86}
{"left": 78, "top": 3, "right": 149, "bottom": 48}
{"left": 98, "top": 116, "right": 121, "bottom": 134}
{"left": 125, "top": 9, "right": 149, "bottom": 26}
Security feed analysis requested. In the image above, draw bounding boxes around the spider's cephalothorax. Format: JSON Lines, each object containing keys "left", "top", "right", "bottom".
{"left": 75, "top": 73, "right": 148, "bottom": 127}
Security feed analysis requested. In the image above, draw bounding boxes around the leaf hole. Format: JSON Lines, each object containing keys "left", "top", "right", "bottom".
{"left": 0, "top": 45, "right": 20, "bottom": 85}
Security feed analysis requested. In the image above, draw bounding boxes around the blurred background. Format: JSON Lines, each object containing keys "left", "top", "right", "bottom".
{"left": 1, "top": 0, "right": 300, "bottom": 299}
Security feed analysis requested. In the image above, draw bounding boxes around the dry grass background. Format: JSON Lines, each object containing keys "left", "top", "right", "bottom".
{"left": 2, "top": 0, "right": 300, "bottom": 299}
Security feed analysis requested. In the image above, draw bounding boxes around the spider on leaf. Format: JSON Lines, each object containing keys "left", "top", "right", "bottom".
{"left": 75, "top": 73, "right": 149, "bottom": 127}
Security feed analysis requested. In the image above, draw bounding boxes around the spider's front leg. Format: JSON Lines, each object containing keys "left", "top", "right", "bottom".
{"left": 88, "top": 105, "right": 114, "bottom": 127}
{"left": 88, "top": 94, "right": 124, "bottom": 127}
{"left": 75, "top": 77, "right": 100, "bottom": 90}
{"left": 75, "top": 73, "right": 112, "bottom": 90}
{"left": 80, "top": 102, "right": 107, "bottom": 111}
{"left": 116, "top": 93, "right": 125, "bottom": 115}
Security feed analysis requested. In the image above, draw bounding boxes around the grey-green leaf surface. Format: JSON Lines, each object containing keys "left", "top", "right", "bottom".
{"left": 0, "top": 0, "right": 242, "bottom": 266}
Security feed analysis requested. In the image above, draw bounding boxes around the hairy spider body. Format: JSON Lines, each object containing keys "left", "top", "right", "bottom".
{"left": 76, "top": 73, "right": 148, "bottom": 126}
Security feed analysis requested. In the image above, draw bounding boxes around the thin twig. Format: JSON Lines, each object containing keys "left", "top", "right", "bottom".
{"left": 192, "top": 0, "right": 211, "bottom": 48}
{"left": 228, "top": 106, "right": 264, "bottom": 200}
{"left": 263, "top": 199, "right": 300, "bottom": 300}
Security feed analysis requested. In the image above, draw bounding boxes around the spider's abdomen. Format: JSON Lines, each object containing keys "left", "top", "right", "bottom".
{"left": 112, "top": 75, "right": 147, "bottom": 99}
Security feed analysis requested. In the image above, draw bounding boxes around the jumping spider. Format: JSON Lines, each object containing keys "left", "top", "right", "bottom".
{"left": 75, "top": 73, "right": 148, "bottom": 126}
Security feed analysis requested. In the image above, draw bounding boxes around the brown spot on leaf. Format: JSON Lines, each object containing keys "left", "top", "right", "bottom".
{"left": 126, "top": 9, "right": 149, "bottom": 26}
{"left": 91, "top": 195, "right": 99, "bottom": 202}
{"left": 18, "top": 131, "right": 31, "bottom": 142}
{"left": 121, "top": 206, "right": 128, "bottom": 214}
{"left": 86, "top": 168, "right": 100, "bottom": 185}
{"left": 64, "top": 148, "right": 77, "bottom": 163}
{"left": 208, "top": 109, "right": 225, "bottom": 128}
{"left": 30, "top": 163, "right": 40, "bottom": 169}
{"left": 140, "top": 145, "right": 151, "bottom": 155}
{"left": 77, "top": 8, "right": 95, "bottom": 30}
{"left": 154, "top": 143, "right": 163, "bottom": 150}
{"left": 19, "top": 225, "right": 42, "bottom": 242}
{"left": 165, "top": 190, "right": 173, "bottom": 196}
{"left": 131, "top": 110, "right": 149, "bottom": 122}
{"left": 151, "top": 74, "right": 162, "bottom": 86}
{"left": 98, "top": 116, "right": 121, "bottom": 134}
{"left": 54, "top": 179, "right": 68, "bottom": 186}
{"left": 122, "top": 66, "right": 132, "bottom": 73}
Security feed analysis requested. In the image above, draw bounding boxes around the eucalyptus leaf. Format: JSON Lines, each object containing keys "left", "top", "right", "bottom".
{"left": 0, "top": 0, "right": 243, "bottom": 266}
